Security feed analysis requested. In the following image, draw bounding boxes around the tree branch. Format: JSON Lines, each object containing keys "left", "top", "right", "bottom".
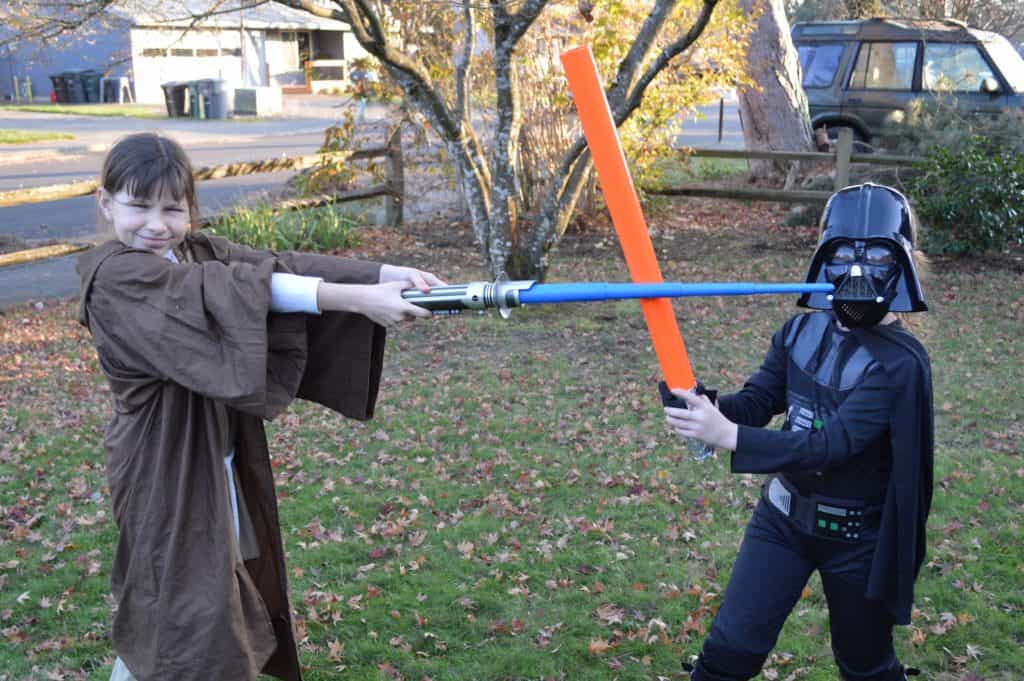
{"left": 606, "top": 0, "right": 678, "bottom": 112}
{"left": 617, "top": 0, "right": 720, "bottom": 123}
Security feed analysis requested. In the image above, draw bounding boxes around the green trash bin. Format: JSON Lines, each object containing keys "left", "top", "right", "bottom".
{"left": 80, "top": 70, "right": 102, "bottom": 103}
{"left": 186, "top": 80, "right": 205, "bottom": 119}
{"left": 63, "top": 71, "right": 86, "bottom": 103}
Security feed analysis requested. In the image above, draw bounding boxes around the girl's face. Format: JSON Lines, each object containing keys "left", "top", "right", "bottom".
{"left": 98, "top": 186, "right": 190, "bottom": 256}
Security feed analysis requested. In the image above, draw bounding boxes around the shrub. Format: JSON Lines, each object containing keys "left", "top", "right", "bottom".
{"left": 881, "top": 97, "right": 1024, "bottom": 157}
{"left": 209, "top": 202, "right": 360, "bottom": 253}
{"left": 907, "top": 135, "right": 1024, "bottom": 256}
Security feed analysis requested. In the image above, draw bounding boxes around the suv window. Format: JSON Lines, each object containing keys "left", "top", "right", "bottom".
{"left": 798, "top": 44, "right": 845, "bottom": 88}
{"left": 848, "top": 42, "right": 917, "bottom": 90}
{"left": 923, "top": 43, "right": 993, "bottom": 91}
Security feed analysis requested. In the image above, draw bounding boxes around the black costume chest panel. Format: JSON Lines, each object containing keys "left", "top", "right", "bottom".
{"left": 782, "top": 313, "right": 892, "bottom": 497}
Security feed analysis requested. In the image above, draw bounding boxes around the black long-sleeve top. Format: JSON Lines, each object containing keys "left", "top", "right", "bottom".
{"left": 717, "top": 311, "right": 896, "bottom": 500}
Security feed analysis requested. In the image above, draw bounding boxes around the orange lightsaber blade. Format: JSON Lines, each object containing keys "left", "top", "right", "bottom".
{"left": 560, "top": 45, "right": 696, "bottom": 391}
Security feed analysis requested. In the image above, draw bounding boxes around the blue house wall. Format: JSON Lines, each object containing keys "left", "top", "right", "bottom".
{"left": 1, "top": 27, "right": 131, "bottom": 101}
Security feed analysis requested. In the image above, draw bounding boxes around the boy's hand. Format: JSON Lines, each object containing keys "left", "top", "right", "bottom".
{"left": 664, "top": 389, "right": 738, "bottom": 451}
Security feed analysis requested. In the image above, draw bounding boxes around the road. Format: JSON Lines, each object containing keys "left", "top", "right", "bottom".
{"left": 0, "top": 99, "right": 742, "bottom": 309}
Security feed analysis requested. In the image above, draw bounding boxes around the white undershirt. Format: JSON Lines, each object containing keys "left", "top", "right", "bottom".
{"left": 163, "top": 249, "right": 322, "bottom": 541}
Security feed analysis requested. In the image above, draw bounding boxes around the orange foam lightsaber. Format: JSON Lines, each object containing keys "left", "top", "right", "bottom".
{"left": 560, "top": 45, "right": 696, "bottom": 392}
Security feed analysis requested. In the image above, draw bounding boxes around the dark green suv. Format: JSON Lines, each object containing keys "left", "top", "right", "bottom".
{"left": 792, "top": 18, "right": 1024, "bottom": 145}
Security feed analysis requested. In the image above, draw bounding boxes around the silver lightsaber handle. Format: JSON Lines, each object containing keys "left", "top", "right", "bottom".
{"left": 401, "top": 279, "right": 535, "bottom": 319}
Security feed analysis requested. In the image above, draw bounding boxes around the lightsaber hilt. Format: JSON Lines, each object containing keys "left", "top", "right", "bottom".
{"left": 659, "top": 380, "right": 719, "bottom": 462}
{"left": 400, "top": 280, "right": 535, "bottom": 319}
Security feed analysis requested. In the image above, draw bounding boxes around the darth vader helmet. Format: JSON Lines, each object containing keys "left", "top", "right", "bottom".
{"left": 798, "top": 183, "right": 927, "bottom": 327}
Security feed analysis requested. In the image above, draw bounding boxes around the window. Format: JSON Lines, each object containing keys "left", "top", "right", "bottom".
{"left": 798, "top": 44, "right": 845, "bottom": 88}
{"left": 170, "top": 48, "right": 194, "bottom": 57}
{"left": 923, "top": 43, "right": 993, "bottom": 92}
{"left": 196, "top": 48, "right": 218, "bottom": 57}
{"left": 848, "top": 42, "right": 916, "bottom": 90}
{"left": 142, "top": 48, "right": 167, "bottom": 57}
{"left": 221, "top": 48, "right": 242, "bottom": 57}
{"left": 281, "top": 31, "right": 295, "bottom": 40}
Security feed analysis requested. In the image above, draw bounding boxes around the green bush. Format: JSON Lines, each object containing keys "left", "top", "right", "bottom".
{"left": 209, "top": 202, "right": 361, "bottom": 253}
{"left": 907, "top": 135, "right": 1024, "bottom": 255}
{"left": 881, "top": 97, "right": 1024, "bottom": 157}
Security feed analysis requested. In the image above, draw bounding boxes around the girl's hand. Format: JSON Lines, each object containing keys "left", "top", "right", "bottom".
{"left": 316, "top": 280, "right": 434, "bottom": 326}
{"left": 664, "top": 389, "right": 739, "bottom": 451}
{"left": 379, "top": 264, "right": 447, "bottom": 292}
{"left": 354, "top": 280, "right": 433, "bottom": 327}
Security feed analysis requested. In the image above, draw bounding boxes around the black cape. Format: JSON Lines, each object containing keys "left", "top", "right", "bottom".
{"left": 853, "top": 324, "right": 934, "bottom": 624}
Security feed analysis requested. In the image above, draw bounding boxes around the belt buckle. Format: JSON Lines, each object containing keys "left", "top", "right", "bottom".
{"left": 767, "top": 477, "right": 792, "bottom": 516}
{"left": 812, "top": 500, "right": 867, "bottom": 541}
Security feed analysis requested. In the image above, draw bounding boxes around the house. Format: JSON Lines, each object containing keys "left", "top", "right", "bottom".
{"left": 1, "top": 0, "right": 369, "bottom": 105}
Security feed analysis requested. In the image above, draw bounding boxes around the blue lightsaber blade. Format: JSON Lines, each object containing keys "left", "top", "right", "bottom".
{"left": 402, "top": 280, "right": 834, "bottom": 318}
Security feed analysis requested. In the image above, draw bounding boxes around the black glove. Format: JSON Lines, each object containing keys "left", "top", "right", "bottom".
{"left": 658, "top": 380, "right": 717, "bottom": 409}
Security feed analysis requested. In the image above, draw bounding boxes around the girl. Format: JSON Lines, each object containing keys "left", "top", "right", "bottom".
{"left": 665, "top": 183, "right": 933, "bottom": 681}
{"left": 77, "top": 132, "right": 444, "bottom": 681}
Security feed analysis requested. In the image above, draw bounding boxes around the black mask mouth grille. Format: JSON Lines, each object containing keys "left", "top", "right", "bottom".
{"left": 835, "top": 300, "right": 886, "bottom": 326}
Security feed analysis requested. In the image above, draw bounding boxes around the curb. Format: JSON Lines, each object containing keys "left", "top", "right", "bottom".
{"left": 0, "top": 242, "right": 91, "bottom": 267}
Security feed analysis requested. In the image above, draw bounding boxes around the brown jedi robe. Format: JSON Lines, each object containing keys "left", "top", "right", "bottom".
{"left": 77, "top": 232, "right": 386, "bottom": 681}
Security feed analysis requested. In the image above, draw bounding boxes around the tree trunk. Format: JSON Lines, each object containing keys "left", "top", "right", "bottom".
{"left": 736, "top": 0, "right": 814, "bottom": 179}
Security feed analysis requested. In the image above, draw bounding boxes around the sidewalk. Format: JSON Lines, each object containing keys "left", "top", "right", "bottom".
{"left": 0, "top": 95, "right": 389, "bottom": 165}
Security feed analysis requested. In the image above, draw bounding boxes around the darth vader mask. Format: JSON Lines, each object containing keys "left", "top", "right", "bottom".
{"left": 823, "top": 239, "right": 900, "bottom": 327}
{"left": 799, "top": 183, "right": 927, "bottom": 326}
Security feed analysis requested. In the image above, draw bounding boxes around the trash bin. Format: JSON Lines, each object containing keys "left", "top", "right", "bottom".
{"left": 63, "top": 71, "right": 86, "bottom": 103}
{"left": 161, "top": 81, "right": 187, "bottom": 117}
{"left": 186, "top": 80, "right": 205, "bottom": 119}
{"left": 49, "top": 74, "right": 68, "bottom": 103}
{"left": 206, "top": 79, "right": 229, "bottom": 119}
{"left": 80, "top": 70, "right": 102, "bottom": 103}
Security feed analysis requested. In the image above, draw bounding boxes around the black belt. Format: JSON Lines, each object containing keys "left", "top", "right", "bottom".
{"left": 762, "top": 475, "right": 884, "bottom": 542}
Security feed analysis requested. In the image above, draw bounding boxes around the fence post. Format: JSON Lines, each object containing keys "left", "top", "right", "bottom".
{"left": 385, "top": 125, "right": 404, "bottom": 228}
{"left": 834, "top": 127, "right": 852, "bottom": 191}
{"left": 717, "top": 97, "right": 724, "bottom": 143}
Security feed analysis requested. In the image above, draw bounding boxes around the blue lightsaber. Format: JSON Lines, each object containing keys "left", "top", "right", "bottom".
{"left": 403, "top": 280, "right": 834, "bottom": 318}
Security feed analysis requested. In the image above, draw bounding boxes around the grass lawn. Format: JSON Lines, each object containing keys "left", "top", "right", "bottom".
{"left": 0, "top": 129, "right": 75, "bottom": 144}
{"left": 0, "top": 199, "right": 1020, "bottom": 681}
{"left": 2, "top": 104, "right": 163, "bottom": 118}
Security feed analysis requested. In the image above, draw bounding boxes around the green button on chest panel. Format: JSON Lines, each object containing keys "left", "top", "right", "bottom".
{"left": 814, "top": 503, "right": 865, "bottom": 540}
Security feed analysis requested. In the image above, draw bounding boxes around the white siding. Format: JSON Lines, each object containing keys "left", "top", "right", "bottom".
{"left": 129, "top": 27, "right": 256, "bottom": 104}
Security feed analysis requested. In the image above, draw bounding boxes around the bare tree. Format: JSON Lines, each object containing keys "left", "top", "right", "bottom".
{"left": 3, "top": 0, "right": 754, "bottom": 280}
{"left": 274, "top": 0, "right": 755, "bottom": 279}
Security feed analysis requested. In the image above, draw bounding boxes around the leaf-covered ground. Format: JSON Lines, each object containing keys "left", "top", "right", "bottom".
{"left": 1, "top": 198, "right": 1021, "bottom": 681}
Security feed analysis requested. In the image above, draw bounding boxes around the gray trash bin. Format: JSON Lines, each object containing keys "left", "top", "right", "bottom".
{"left": 206, "top": 79, "right": 229, "bottom": 119}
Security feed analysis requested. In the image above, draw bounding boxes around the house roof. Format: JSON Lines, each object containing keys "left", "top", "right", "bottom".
{"left": 111, "top": 0, "right": 350, "bottom": 31}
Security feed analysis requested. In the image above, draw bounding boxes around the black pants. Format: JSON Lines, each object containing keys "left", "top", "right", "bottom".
{"left": 692, "top": 499, "right": 904, "bottom": 681}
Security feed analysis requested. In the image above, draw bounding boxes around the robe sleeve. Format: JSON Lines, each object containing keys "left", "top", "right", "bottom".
{"left": 195, "top": 232, "right": 382, "bottom": 284}
{"left": 87, "top": 249, "right": 303, "bottom": 419}
{"left": 187, "top": 232, "right": 388, "bottom": 419}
